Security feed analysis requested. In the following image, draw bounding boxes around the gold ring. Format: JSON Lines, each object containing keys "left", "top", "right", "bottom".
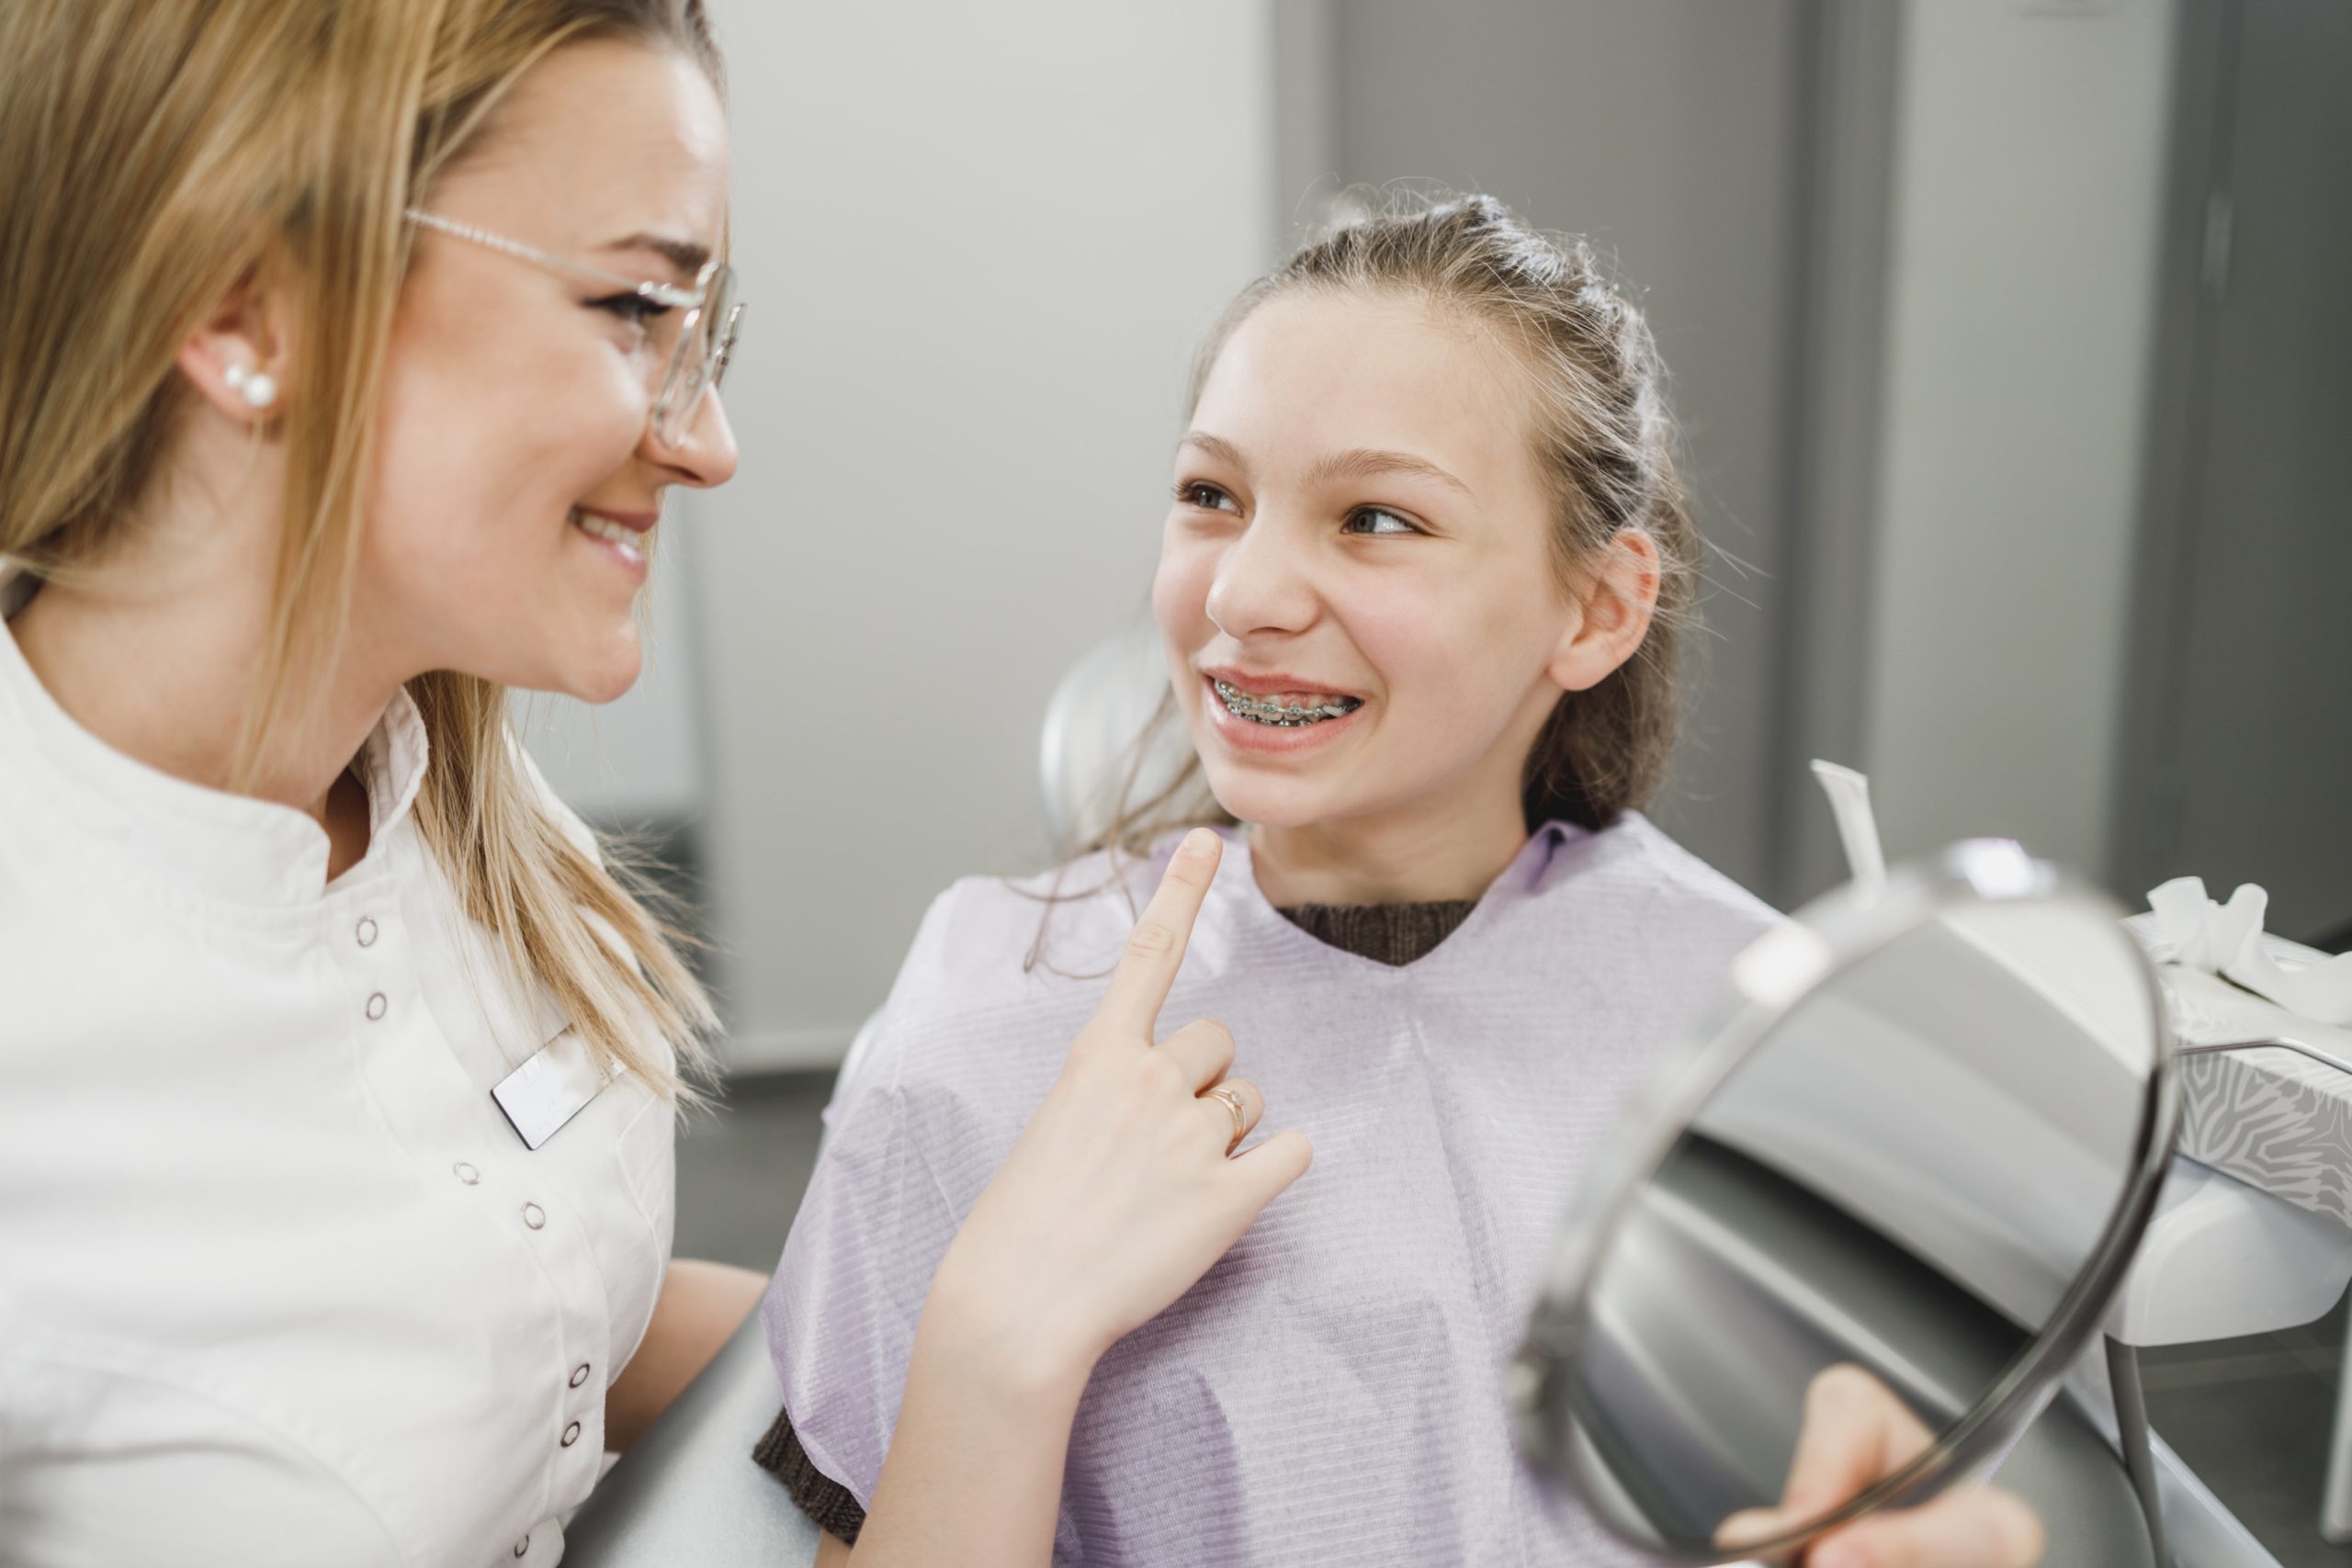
{"left": 1205, "top": 1085, "right": 1249, "bottom": 1155}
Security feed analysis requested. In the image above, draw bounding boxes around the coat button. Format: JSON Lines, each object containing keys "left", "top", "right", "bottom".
{"left": 522, "top": 1202, "right": 546, "bottom": 1230}
{"left": 570, "top": 1362, "right": 591, "bottom": 1389}
{"left": 364, "top": 992, "right": 387, "bottom": 1021}
{"left": 356, "top": 916, "right": 379, "bottom": 948}
{"left": 560, "top": 1421, "right": 582, "bottom": 1448}
{"left": 453, "top": 1161, "right": 480, "bottom": 1186}
{"left": 513, "top": 1536, "right": 529, "bottom": 1558}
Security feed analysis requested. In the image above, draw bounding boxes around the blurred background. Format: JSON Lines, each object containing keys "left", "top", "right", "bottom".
{"left": 526, "top": 0, "right": 2348, "bottom": 1073}
{"left": 517, "top": 2, "right": 2348, "bottom": 1555}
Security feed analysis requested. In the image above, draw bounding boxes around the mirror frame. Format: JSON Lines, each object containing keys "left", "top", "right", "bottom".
{"left": 1510, "top": 840, "right": 2183, "bottom": 1562}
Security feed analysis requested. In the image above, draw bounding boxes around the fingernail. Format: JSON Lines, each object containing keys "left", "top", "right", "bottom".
{"left": 1713, "top": 1508, "right": 1781, "bottom": 1548}
{"left": 1181, "top": 829, "right": 1218, "bottom": 859}
{"left": 1810, "top": 1541, "right": 1863, "bottom": 1568}
{"left": 1992, "top": 1495, "right": 2045, "bottom": 1561}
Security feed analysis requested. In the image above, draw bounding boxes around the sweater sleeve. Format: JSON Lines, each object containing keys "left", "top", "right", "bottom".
{"left": 752, "top": 1403, "right": 867, "bottom": 1542}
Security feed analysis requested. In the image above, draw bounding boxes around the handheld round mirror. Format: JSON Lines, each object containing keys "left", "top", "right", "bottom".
{"left": 1512, "top": 840, "right": 2179, "bottom": 1561}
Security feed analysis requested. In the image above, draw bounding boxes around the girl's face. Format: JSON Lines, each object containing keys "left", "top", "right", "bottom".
{"left": 366, "top": 39, "right": 735, "bottom": 704}
{"left": 1154, "top": 288, "right": 1644, "bottom": 841}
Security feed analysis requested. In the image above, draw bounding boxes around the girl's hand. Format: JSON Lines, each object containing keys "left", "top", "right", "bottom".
{"left": 922, "top": 828, "right": 1314, "bottom": 1396}
{"left": 854, "top": 834, "right": 1306, "bottom": 1562}
{"left": 1718, "top": 1364, "right": 2045, "bottom": 1568}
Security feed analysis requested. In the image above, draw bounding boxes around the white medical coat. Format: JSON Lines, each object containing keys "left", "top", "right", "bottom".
{"left": 0, "top": 602, "right": 674, "bottom": 1567}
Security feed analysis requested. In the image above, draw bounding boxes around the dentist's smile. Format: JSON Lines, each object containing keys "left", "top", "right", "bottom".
{"left": 569, "top": 504, "right": 654, "bottom": 581}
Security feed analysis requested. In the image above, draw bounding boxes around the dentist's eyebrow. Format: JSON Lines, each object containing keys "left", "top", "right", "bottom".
{"left": 1306, "top": 447, "right": 1474, "bottom": 498}
{"left": 599, "top": 231, "right": 711, "bottom": 276}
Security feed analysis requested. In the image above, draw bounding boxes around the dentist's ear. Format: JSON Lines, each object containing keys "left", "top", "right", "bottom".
{"left": 176, "top": 267, "right": 296, "bottom": 424}
{"left": 1546, "top": 528, "right": 1662, "bottom": 693}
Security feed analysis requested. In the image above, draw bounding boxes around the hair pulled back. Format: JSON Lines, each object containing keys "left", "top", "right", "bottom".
{"left": 0, "top": 0, "right": 726, "bottom": 1100}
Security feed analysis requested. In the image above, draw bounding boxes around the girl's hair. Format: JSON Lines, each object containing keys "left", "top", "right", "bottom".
{"left": 1081, "top": 190, "right": 1701, "bottom": 861}
{"left": 0, "top": 0, "right": 724, "bottom": 1100}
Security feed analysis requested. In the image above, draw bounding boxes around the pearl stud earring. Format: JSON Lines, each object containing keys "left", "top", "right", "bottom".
{"left": 222, "top": 361, "right": 277, "bottom": 411}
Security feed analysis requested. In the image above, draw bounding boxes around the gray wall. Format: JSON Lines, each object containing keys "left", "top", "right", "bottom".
{"left": 528, "top": 2, "right": 2194, "bottom": 1071}
{"left": 2113, "top": 0, "right": 2352, "bottom": 943}
{"left": 1304, "top": 0, "right": 1818, "bottom": 899}
{"left": 1857, "top": 0, "right": 2179, "bottom": 879}
{"left": 689, "top": 2, "right": 1277, "bottom": 1068}
{"left": 1304, "top": 0, "right": 2184, "bottom": 899}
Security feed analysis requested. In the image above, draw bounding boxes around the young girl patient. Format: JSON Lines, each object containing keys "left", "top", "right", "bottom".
{"left": 763, "top": 196, "right": 1781, "bottom": 1563}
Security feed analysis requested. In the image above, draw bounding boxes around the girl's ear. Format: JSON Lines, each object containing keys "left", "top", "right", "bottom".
{"left": 1546, "top": 529, "right": 1661, "bottom": 694}
{"left": 175, "top": 266, "right": 295, "bottom": 424}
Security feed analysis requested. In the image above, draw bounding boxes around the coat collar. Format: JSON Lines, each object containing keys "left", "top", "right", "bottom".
{"left": 0, "top": 567, "right": 430, "bottom": 908}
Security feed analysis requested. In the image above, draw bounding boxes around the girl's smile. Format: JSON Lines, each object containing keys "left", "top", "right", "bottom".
{"left": 1199, "top": 667, "right": 1367, "bottom": 753}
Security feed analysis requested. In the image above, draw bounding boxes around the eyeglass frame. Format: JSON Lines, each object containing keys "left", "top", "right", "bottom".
{"left": 402, "top": 208, "right": 741, "bottom": 447}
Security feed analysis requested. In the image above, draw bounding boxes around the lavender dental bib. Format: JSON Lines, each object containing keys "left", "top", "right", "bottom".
{"left": 763, "top": 815, "right": 1778, "bottom": 1566}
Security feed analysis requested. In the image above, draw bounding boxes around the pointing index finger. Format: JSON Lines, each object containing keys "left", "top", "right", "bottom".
{"left": 1098, "top": 829, "right": 1221, "bottom": 1037}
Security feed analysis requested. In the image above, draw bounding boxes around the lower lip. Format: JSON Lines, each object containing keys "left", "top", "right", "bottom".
{"left": 571, "top": 513, "right": 650, "bottom": 582}
{"left": 1200, "top": 674, "right": 1363, "bottom": 754}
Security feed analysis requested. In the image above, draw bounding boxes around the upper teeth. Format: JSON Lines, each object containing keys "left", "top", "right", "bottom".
{"left": 1213, "top": 680, "right": 1362, "bottom": 727}
{"left": 571, "top": 508, "right": 643, "bottom": 548}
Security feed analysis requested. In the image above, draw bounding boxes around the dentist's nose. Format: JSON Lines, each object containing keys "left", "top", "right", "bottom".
{"left": 1204, "top": 516, "right": 1318, "bottom": 640}
{"left": 643, "top": 388, "right": 740, "bottom": 489}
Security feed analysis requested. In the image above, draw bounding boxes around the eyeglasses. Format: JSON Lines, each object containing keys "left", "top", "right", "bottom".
{"left": 403, "top": 209, "right": 742, "bottom": 448}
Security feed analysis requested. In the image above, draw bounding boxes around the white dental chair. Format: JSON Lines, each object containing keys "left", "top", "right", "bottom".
{"left": 2106, "top": 1035, "right": 2352, "bottom": 1552}
{"left": 1036, "top": 619, "right": 1206, "bottom": 852}
{"left": 1815, "top": 762, "right": 2352, "bottom": 1562}
{"left": 560, "top": 1312, "right": 820, "bottom": 1567}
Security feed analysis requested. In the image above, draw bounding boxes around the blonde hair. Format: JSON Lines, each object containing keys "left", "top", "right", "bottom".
{"left": 0, "top": 0, "right": 725, "bottom": 1100}
{"left": 1085, "top": 190, "right": 1700, "bottom": 859}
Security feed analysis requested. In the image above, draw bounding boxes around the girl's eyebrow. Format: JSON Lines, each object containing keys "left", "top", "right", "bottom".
{"left": 1182, "top": 432, "right": 1473, "bottom": 499}
{"left": 1180, "top": 430, "right": 1250, "bottom": 469}
{"left": 1311, "top": 446, "right": 1472, "bottom": 497}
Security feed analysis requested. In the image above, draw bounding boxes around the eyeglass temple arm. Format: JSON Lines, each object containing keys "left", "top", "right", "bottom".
{"left": 402, "top": 209, "right": 703, "bottom": 310}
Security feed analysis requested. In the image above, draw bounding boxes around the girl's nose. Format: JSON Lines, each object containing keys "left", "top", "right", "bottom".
{"left": 1204, "top": 515, "right": 1318, "bottom": 640}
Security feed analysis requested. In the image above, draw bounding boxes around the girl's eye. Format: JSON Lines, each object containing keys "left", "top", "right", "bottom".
{"left": 1175, "top": 480, "right": 1240, "bottom": 513}
{"left": 1342, "top": 506, "right": 1421, "bottom": 536}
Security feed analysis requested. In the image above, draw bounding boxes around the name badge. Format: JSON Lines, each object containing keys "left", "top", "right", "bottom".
{"left": 492, "top": 1029, "right": 624, "bottom": 1150}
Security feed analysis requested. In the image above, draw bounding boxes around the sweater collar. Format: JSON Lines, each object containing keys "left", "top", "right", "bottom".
{"left": 1191, "top": 819, "right": 1585, "bottom": 974}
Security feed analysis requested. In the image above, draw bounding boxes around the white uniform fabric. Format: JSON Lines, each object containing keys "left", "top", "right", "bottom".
{"left": 763, "top": 817, "right": 1779, "bottom": 1566}
{"left": 0, "top": 598, "right": 674, "bottom": 1568}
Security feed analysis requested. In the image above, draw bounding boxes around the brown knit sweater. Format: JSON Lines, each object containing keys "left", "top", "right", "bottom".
{"left": 752, "top": 898, "right": 1479, "bottom": 1541}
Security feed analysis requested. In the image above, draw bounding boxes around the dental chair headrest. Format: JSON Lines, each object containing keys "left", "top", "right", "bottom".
{"left": 1037, "top": 622, "right": 1206, "bottom": 851}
